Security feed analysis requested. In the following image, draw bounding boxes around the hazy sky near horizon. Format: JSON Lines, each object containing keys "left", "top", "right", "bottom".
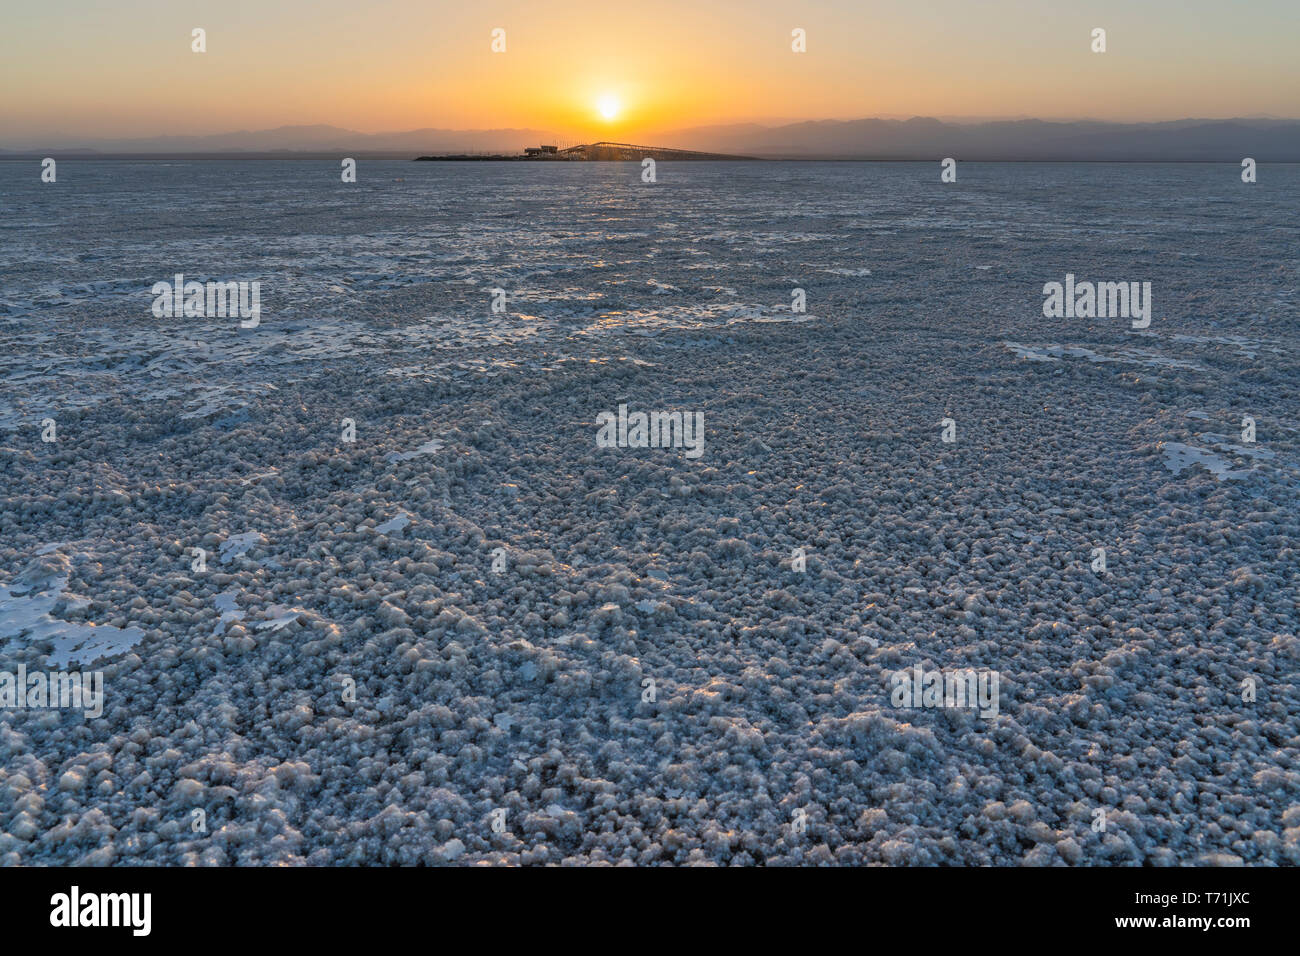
{"left": 3, "top": 0, "right": 1298, "bottom": 143}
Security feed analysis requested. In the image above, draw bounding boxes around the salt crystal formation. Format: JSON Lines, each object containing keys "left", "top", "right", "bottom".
{"left": 0, "top": 162, "right": 1297, "bottom": 865}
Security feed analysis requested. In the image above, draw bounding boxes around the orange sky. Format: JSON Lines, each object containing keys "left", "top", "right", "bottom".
{"left": 2, "top": 0, "right": 1298, "bottom": 142}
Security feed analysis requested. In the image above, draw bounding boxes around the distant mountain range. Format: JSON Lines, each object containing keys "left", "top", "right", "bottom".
{"left": 654, "top": 117, "right": 1300, "bottom": 161}
{"left": 5, "top": 118, "right": 1300, "bottom": 161}
{"left": 0, "top": 125, "right": 557, "bottom": 158}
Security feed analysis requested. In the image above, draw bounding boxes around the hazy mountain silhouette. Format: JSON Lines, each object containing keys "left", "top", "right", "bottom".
{"left": 0, "top": 125, "right": 558, "bottom": 157}
{"left": 657, "top": 117, "right": 1300, "bottom": 160}
{"left": 5, "top": 118, "right": 1299, "bottom": 160}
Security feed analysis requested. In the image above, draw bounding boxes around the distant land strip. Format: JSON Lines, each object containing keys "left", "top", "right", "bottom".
{"left": 8, "top": 117, "right": 1300, "bottom": 161}
{"left": 415, "top": 142, "right": 758, "bottom": 161}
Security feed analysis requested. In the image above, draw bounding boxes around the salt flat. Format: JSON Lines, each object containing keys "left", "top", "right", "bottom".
{"left": 0, "top": 160, "right": 1296, "bottom": 865}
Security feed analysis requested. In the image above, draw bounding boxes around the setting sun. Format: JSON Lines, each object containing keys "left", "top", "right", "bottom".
{"left": 596, "top": 93, "right": 621, "bottom": 121}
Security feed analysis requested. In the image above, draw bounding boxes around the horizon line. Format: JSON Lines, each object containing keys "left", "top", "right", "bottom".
{"left": 9, "top": 113, "right": 1300, "bottom": 151}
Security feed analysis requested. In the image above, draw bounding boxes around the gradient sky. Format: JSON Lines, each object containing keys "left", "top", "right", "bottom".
{"left": 3, "top": 0, "right": 1298, "bottom": 143}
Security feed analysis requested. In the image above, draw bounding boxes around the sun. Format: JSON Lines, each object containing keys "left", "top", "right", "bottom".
{"left": 596, "top": 93, "right": 621, "bottom": 121}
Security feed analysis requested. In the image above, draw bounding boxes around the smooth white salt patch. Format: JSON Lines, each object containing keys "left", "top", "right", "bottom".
{"left": 1003, "top": 341, "right": 1200, "bottom": 370}
{"left": 256, "top": 606, "right": 305, "bottom": 632}
{"left": 387, "top": 439, "right": 445, "bottom": 462}
{"left": 239, "top": 470, "right": 279, "bottom": 486}
{"left": 1003, "top": 342, "right": 1065, "bottom": 362}
{"left": 219, "top": 531, "right": 264, "bottom": 563}
{"left": 1198, "top": 434, "right": 1276, "bottom": 461}
{"left": 375, "top": 512, "right": 413, "bottom": 534}
{"left": 213, "top": 589, "right": 245, "bottom": 635}
{"left": 0, "top": 577, "right": 145, "bottom": 666}
{"left": 1160, "top": 443, "right": 1252, "bottom": 481}
{"left": 1172, "top": 333, "right": 1281, "bottom": 358}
